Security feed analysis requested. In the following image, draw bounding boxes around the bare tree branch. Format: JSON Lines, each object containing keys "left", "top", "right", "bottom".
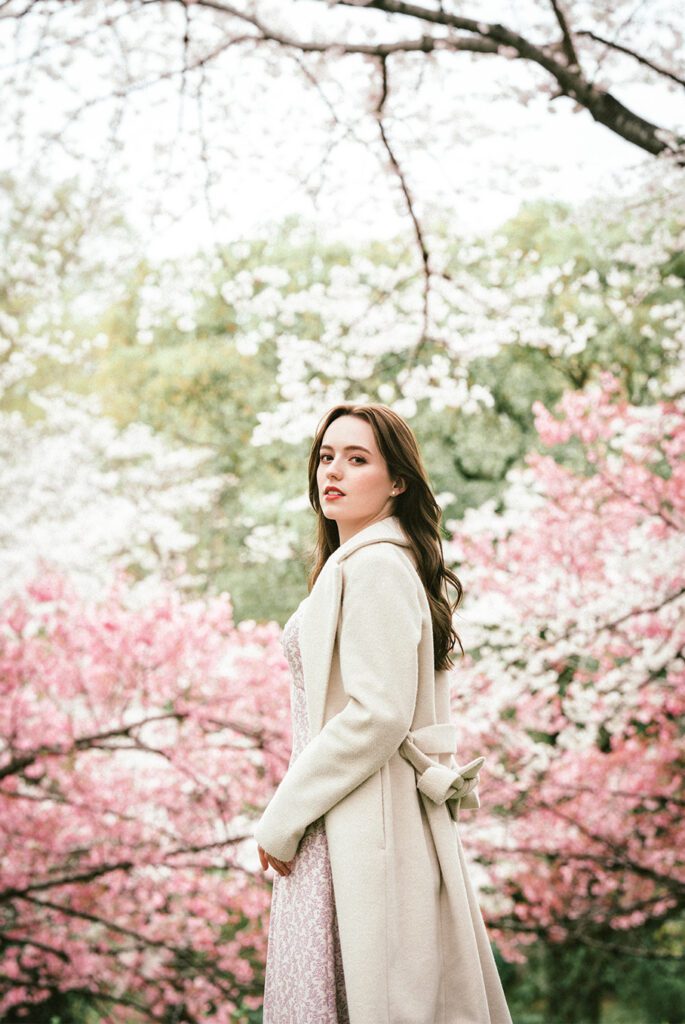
{"left": 374, "top": 55, "right": 431, "bottom": 350}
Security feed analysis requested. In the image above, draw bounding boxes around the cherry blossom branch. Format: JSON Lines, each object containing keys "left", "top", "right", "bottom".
{"left": 1, "top": 934, "right": 70, "bottom": 961}
{"left": 12, "top": 894, "right": 240, "bottom": 989}
{"left": 541, "top": 781, "right": 685, "bottom": 808}
{"left": 548, "top": 0, "right": 579, "bottom": 70}
{"left": 335, "top": 0, "right": 683, "bottom": 158}
{"left": 0, "top": 708, "right": 271, "bottom": 780}
{"left": 4, "top": 0, "right": 683, "bottom": 159}
{"left": 576, "top": 29, "right": 685, "bottom": 89}
{"left": 535, "top": 804, "right": 685, "bottom": 894}
{"left": 0, "top": 712, "right": 189, "bottom": 778}
{"left": 0, "top": 834, "right": 247, "bottom": 902}
{"left": 485, "top": 842, "right": 684, "bottom": 895}
{"left": 491, "top": 915, "right": 684, "bottom": 959}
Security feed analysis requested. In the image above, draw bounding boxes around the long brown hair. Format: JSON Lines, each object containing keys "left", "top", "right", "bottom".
{"left": 306, "top": 402, "right": 464, "bottom": 671}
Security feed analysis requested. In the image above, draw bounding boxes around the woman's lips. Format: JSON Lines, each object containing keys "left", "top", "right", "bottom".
{"left": 324, "top": 492, "right": 345, "bottom": 500}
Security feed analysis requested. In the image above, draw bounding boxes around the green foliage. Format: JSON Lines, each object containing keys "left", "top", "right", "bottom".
{"left": 8, "top": 184, "right": 681, "bottom": 627}
{"left": 503, "top": 926, "right": 685, "bottom": 1024}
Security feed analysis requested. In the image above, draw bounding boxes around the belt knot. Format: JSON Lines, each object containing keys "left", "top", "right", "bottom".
{"left": 398, "top": 724, "right": 485, "bottom": 823}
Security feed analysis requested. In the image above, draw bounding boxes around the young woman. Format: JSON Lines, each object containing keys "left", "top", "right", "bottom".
{"left": 254, "top": 402, "right": 512, "bottom": 1024}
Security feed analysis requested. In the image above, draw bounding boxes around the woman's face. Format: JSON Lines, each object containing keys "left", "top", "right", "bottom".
{"left": 316, "top": 415, "right": 403, "bottom": 541}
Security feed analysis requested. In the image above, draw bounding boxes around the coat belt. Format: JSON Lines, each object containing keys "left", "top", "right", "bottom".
{"left": 397, "top": 724, "right": 485, "bottom": 823}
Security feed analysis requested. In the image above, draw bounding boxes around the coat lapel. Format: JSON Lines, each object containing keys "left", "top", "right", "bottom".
{"left": 299, "top": 515, "right": 412, "bottom": 737}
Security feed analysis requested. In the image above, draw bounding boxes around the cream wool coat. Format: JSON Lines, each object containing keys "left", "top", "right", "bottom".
{"left": 254, "top": 515, "right": 512, "bottom": 1024}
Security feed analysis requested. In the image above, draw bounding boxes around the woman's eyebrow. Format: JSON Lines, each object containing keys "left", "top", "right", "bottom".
{"left": 320, "top": 444, "right": 372, "bottom": 454}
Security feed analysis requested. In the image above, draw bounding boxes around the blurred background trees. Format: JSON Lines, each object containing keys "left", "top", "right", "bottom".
{"left": 2, "top": 169, "right": 683, "bottom": 1021}
{"left": 1, "top": 0, "right": 684, "bottom": 1020}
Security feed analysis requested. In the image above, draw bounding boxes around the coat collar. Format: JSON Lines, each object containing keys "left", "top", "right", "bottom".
{"left": 332, "top": 514, "right": 412, "bottom": 563}
{"left": 300, "top": 515, "right": 412, "bottom": 736}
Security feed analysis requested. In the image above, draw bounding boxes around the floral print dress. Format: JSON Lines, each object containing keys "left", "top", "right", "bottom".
{"left": 261, "top": 600, "right": 350, "bottom": 1024}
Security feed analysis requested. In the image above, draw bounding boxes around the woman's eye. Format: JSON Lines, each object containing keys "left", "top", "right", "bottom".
{"left": 319, "top": 455, "right": 366, "bottom": 464}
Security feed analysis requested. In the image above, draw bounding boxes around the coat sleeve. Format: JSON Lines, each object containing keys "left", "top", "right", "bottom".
{"left": 252, "top": 545, "right": 422, "bottom": 861}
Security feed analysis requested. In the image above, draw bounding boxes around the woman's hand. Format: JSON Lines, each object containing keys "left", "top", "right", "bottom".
{"left": 258, "top": 843, "right": 293, "bottom": 877}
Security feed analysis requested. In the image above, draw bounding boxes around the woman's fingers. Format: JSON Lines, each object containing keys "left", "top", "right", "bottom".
{"left": 268, "top": 854, "right": 292, "bottom": 876}
{"left": 257, "top": 842, "right": 293, "bottom": 876}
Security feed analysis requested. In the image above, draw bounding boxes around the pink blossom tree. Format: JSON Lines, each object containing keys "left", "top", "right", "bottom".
{"left": 0, "top": 565, "right": 290, "bottom": 1022}
{"left": 447, "top": 372, "right": 684, "bottom": 985}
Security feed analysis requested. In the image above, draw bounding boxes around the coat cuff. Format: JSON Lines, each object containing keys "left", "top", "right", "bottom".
{"left": 252, "top": 811, "right": 303, "bottom": 863}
